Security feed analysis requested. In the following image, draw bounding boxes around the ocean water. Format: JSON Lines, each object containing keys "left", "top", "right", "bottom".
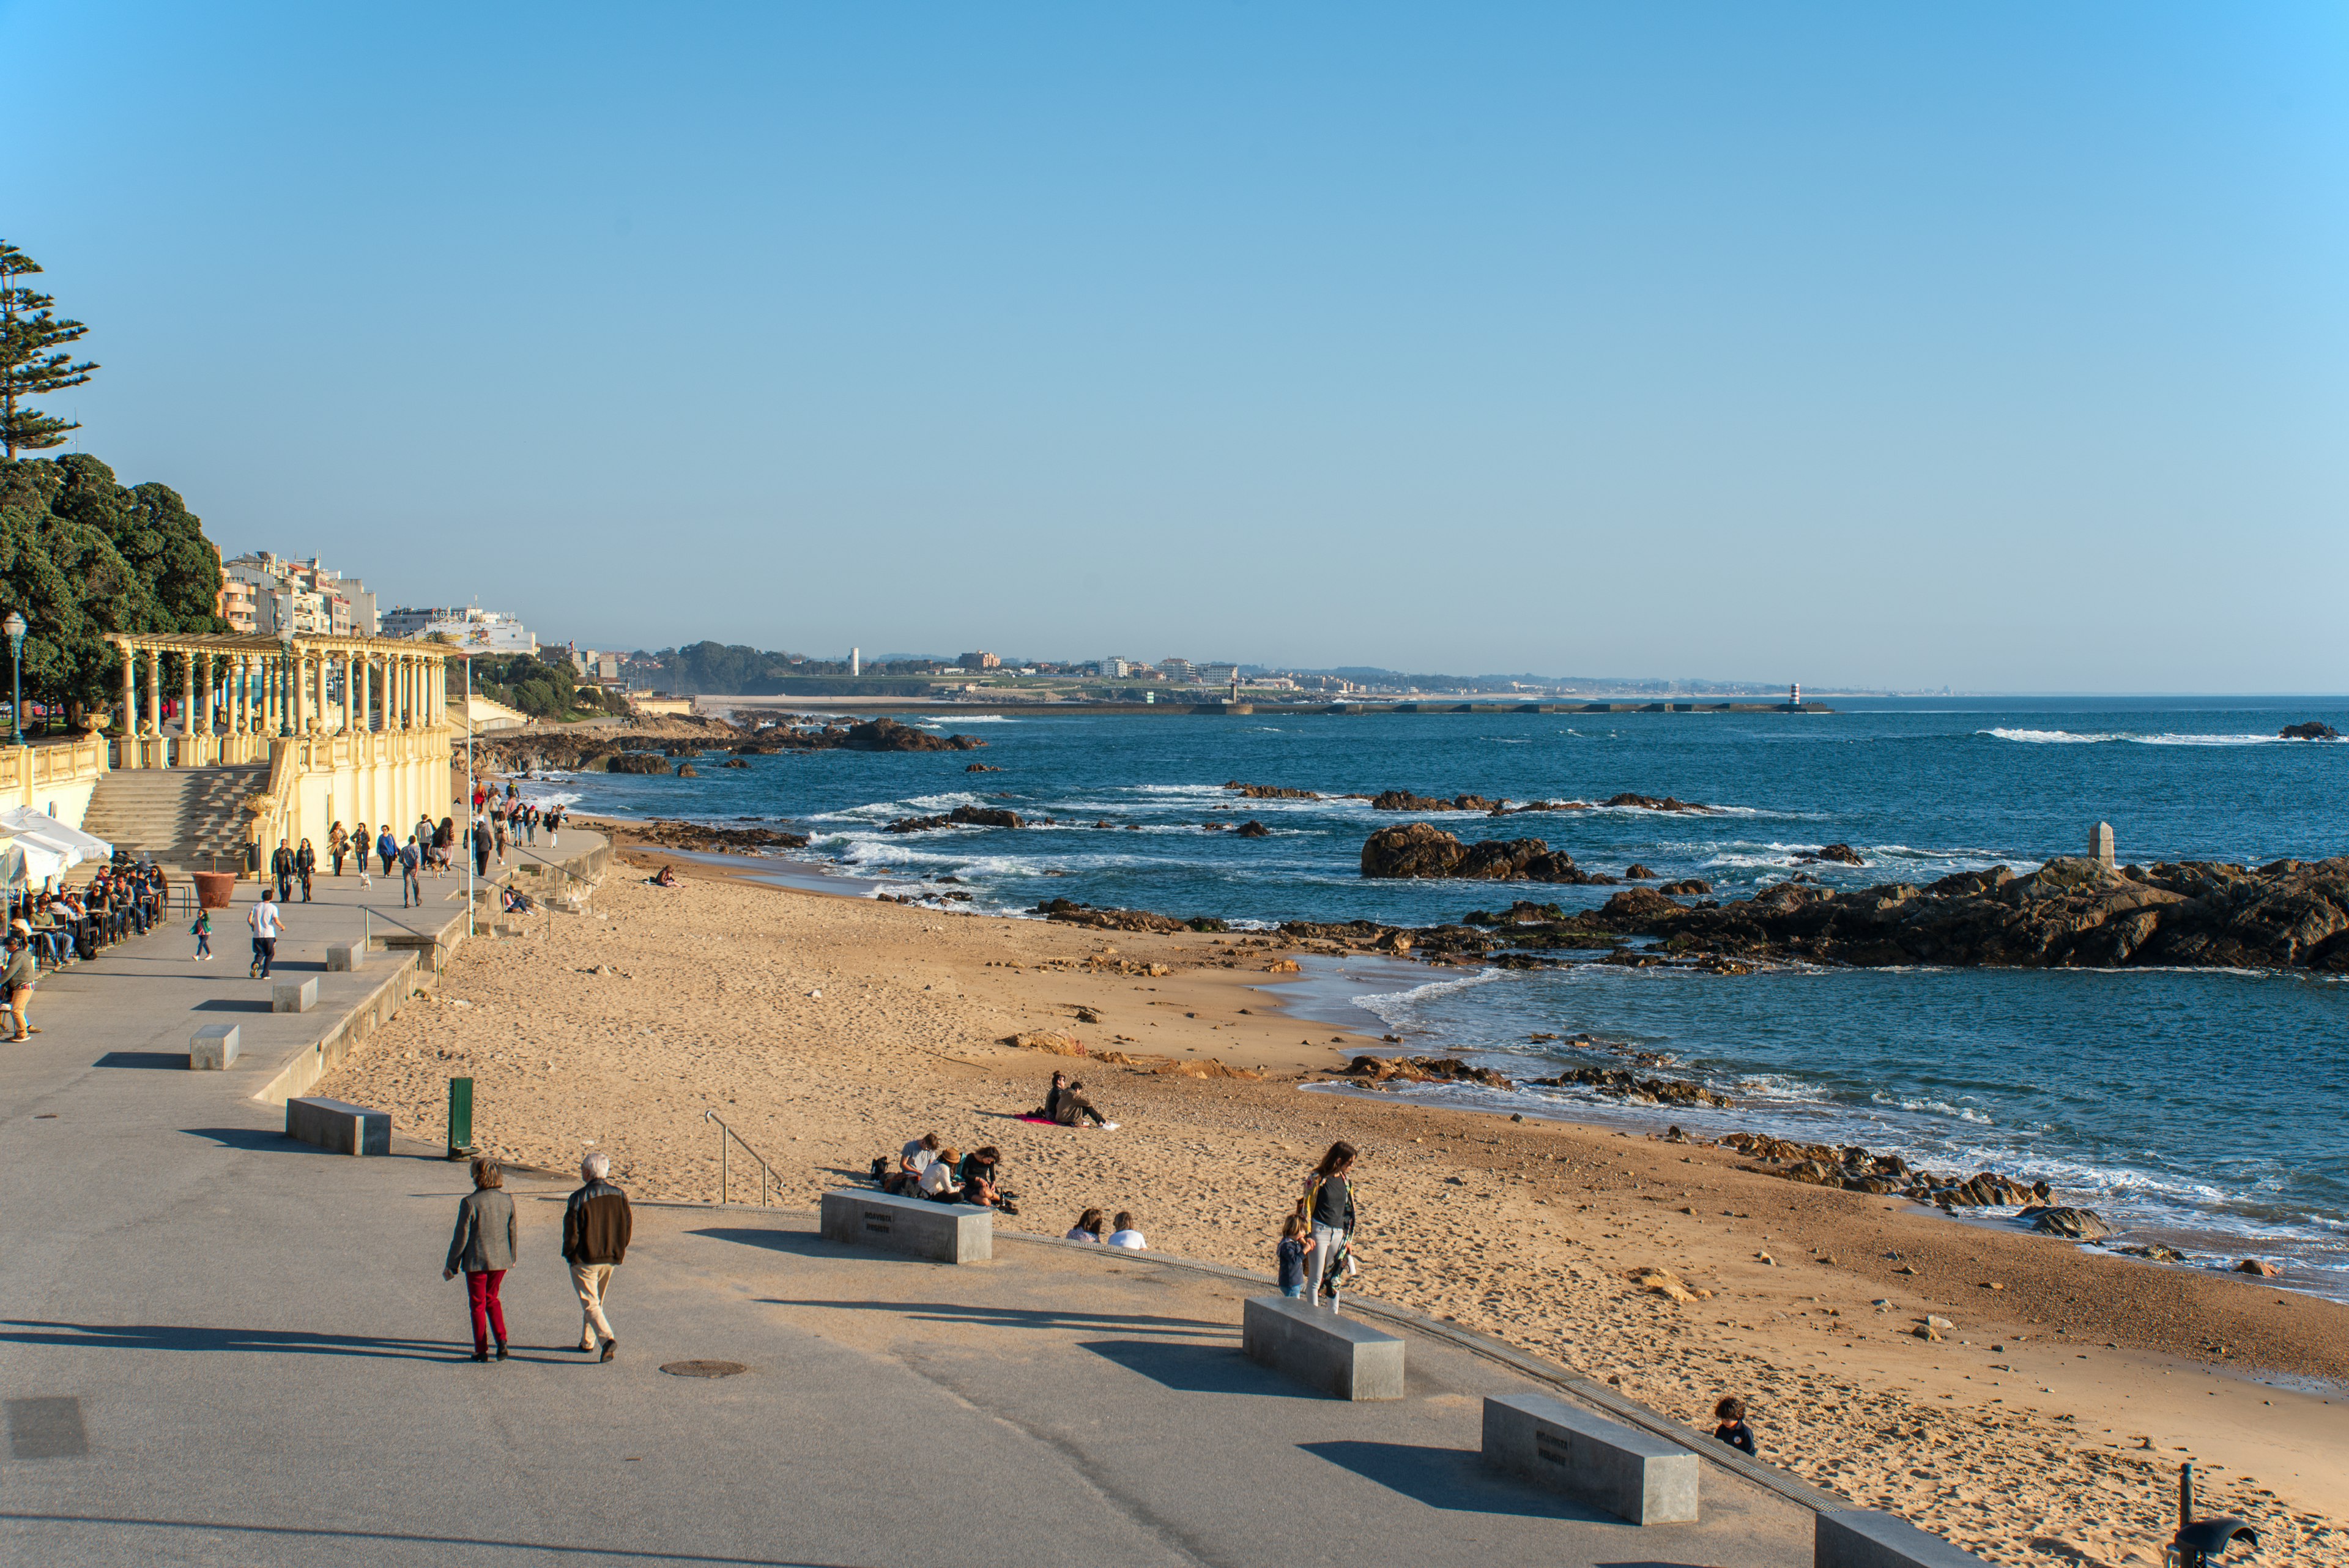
{"left": 520, "top": 698, "right": 2349, "bottom": 1298}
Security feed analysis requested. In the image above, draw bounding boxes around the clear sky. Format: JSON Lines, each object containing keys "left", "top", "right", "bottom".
{"left": 6, "top": 2, "right": 2343, "bottom": 690}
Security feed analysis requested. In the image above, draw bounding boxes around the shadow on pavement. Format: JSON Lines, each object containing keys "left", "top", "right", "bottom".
{"left": 762, "top": 1298, "right": 1229, "bottom": 1336}
{"left": 0, "top": 1512, "right": 858, "bottom": 1565}
{"left": 691, "top": 1228, "right": 847, "bottom": 1259}
{"left": 1080, "top": 1337, "right": 1290, "bottom": 1395}
{"left": 0, "top": 1321, "right": 462, "bottom": 1364}
{"left": 1300, "top": 1441, "right": 1615, "bottom": 1522}
{"left": 191, "top": 998, "right": 272, "bottom": 1012}
{"left": 92, "top": 1052, "right": 190, "bottom": 1069}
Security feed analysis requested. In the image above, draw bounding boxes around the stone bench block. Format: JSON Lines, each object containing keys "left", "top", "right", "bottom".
{"left": 272, "top": 977, "right": 318, "bottom": 1013}
{"left": 325, "top": 943, "right": 365, "bottom": 971}
{"left": 1481, "top": 1392, "right": 1699, "bottom": 1525}
{"left": 188, "top": 1024, "right": 240, "bottom": 1070}
{"left": 1241, "top": 1296, "right": 1404, "bottom": 1400}
{"left": 818, "top": 1189, "right": 991, "bottom": 1263}
{"left": 286, "top": 1096, "right": 390, "bottom": 1156}
{"left": 1818, "top": 1511, "right": 1996, "bottom": 1568}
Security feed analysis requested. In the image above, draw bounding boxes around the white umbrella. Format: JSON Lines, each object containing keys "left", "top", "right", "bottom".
{"left": 0, "top": 806, "right": 111, "bottom": 866}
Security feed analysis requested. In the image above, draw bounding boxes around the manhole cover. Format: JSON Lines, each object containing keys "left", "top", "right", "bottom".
{"left": 659, "top": 1360, "right": 748, "bottom": 1378}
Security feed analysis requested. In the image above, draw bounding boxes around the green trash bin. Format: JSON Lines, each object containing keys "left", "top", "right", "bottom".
{"left": 446, "top": 1077, "right": 473, "bottom": 1161}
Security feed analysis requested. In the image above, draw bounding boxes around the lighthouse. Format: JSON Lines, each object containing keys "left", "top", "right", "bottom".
{"left": 1789, "top": 682, "right": 1801, "bottom": 710}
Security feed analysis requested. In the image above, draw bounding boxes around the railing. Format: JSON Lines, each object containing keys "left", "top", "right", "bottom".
{"left": 704, "top": 1110, "right": 787, "bottom": 1207}
{"left": 0, "top": 731, "right": 109, "bottom": 801}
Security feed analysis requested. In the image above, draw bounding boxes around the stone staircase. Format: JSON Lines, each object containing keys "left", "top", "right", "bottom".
{"left": 80, "top": 764, "right": 270, "bottom": 873}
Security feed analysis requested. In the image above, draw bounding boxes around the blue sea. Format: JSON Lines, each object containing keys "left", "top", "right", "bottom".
{"left": 523, "top": 698, "right": 2349, "bottom": 1299}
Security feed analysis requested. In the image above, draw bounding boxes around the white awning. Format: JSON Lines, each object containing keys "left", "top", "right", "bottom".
{"left": 0, "top": 807, "right": 112, "bottom": 868}
{"left": 0, "top": 835, "right": 69, "bottom": 885}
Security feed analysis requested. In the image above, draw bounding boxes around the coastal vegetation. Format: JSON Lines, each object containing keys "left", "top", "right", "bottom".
{"left": 0, "top": 241, "right": 98, "bottom": 458}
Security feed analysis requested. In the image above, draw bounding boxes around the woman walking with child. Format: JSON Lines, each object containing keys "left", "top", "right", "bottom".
{"left": 1299, "top": 1142, "right": 1359, "bottom": 1312}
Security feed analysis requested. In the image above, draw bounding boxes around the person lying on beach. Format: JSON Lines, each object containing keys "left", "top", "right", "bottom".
{"left": 1105, "top": 1212, "right": 1146, "bottom": 1249}
{"left": 1713, "top": 1396, "right": 1756, "bottom": 1456}
{"left": 1277, "top": 1212, "right": 1315, "bottom": 1298}
{"left": 1064, "top": 1208, "right": 1106, "bottom": 1243}
{"left": 918, "top": 1148, "right": 965, "bottom": 1202}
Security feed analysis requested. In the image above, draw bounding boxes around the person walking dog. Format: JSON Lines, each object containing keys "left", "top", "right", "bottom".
{"left": 563, "top": 1152, "right": 632, "bottom": 1361}
{"left": 443, "top": 1156, "right": 518, "bottom": 1362}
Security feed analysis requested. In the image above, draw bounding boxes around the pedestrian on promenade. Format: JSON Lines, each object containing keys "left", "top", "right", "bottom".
{"left": 544, "top": 803, "right": 562, "bottom": 846}
{"left": 328, "top": 822, "right": 348, "bottom": 877}
{"left": 3, "top": 935, "right": 38, "bottom": 1041}
{"left": 472, "top": 813, "right": 492, "bottom": 880}
{"left": 563, "top": 1152, "right": 631, "bottom": 1361}
{"left": 494, "top": 811, "right": 509, "bottom": 866}
{"left": 248, "top": 890, "right": 283, "bottom": 979}
{"left": 1299, "top": 1141, "right": 1358, "bottom": 1312}
{"left": 270, "top": 838, "right": 295, "bottom": 903}
{"left": 399, "top": 836, "right": 423, "bottom": 909}
{"left": 434, "top": 817, "right": 456, "bottom": 875}
{"left": 294, "top": 838, "right": 316, "bottom": 902}
{"left": 443, "top": 1156, "right": 518, "bottom": 1362}
{"left": 375, "top": 826, "right": 397, "bottom": 877}
{"left": 1277, "top": 1212, "right": 1314, "bottom": 1298}
{"left": 191, "top": 906, "right": 212, "bottom": 961}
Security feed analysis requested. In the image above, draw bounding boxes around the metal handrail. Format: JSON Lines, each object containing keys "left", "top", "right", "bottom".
{"left": 704, "top": 1109, "right": 786, "bottom": 1207}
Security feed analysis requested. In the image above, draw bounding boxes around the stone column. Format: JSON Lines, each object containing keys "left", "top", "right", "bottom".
{"left": 312, "top": 650, "right": 327, "bottom": 735}
{"left": 147, "top": 647, "right": 164, "bottom": 760}
{"left": 119, "top": 646, "right": 138, "bottom": 768}
{"left": 180, "top": 650, "right": 197, "bottom": 764}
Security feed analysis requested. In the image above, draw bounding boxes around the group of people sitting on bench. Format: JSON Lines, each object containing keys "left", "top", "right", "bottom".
{"left": 875, "top": 1134, "right": 1017, "bottom": 1215}
{"left": 7, "top": 859, "right": 168, "bottom": 970}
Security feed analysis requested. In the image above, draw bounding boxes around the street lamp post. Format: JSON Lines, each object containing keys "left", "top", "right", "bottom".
{"left": 3, "top": 612, "right": 25, "bottom": 746}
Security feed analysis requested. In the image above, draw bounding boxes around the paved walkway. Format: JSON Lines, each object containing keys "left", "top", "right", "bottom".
{"left": 0, "top": 835, "right": 1814, "bottom": 1568}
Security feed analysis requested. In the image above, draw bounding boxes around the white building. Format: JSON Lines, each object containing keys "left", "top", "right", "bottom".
{"left": 1097, "top": 656, "right": 1130, "bottom": 678}
{"left": 383, "top": 606, "right": 538, "bottom": 654}
{"left": 1195, "top": 663, "right": 1239, "bottom": 688}
{"left": 222, "top": 552, "right": 379, "bottom": 637}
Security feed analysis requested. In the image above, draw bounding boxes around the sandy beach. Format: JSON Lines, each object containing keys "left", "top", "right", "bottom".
{"left": 315, "top": 832, "right": 2349, "bottom": 1568}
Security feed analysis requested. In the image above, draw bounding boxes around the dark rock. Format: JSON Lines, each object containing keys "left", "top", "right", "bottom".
{"left": 606, "top": 753, "right": 667, "bottom": 774}
{"left": 721, "top": 758, "right": 751, "bottom": 768}
{"left": 674, "top": 763, "right": 698, "bottom": 776}
{"left": 949, "top": 805, "right": 1023, "bottom": 829}
{"left": 621, "top": 819, "right": 809, "bottom": 853}
{"left": 1186, "top": 916, "right": 1230, "bottom": 933}
{"left": 1796, "top": 843, "right": 1866, "bottom": 866}
{"left": 1359, "top": 825, "right": 1592, "bottom": 882}
{"left": 2028, "top": 1206, "right": 2113, "bottom": 1241}
{"left": 1601, "top": 792, "right": 1712, "bottom": 813}
{"left": 1225, "top": 781, "right": 1319, "bottom": 799}
{"left": 1234, "top": 820, "right": 1271, "bottom": 838}
{"left": 1341, "top": 1055, "right": 1515, "bottom": 1090}
{"left": 1371, "top": 789, "right": 1503, "bottom": 812}
{"left": 1528, "top": 1065, "right": 1731, "bottom": 1108}
{"left": 1033, "top": 898, "right": 1187, "bottom": 934}
{"left": 1657, "top": 879, "right": 1711, "bottom": 896}
{"left": 2280, "top": 722, "right": 2340, "bottom": 741}
{"left": 1622, "top": 864, "right": 1655, "bottom": 879}
{"left": 966, "top": 763, "right": 1004, "bottom": 772}
{"left": 885, "top": 814, "right": 951, "bottom": 834}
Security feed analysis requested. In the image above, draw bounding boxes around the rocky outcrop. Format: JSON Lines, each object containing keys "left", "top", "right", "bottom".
{"left": 1371, "top": 789, "right": 1502, "bottom": 812}
{"left": 1339, "top": 1055, "right": 1515, "bottom": 1090}
{"left": 1657, "top": 879, "right": 1712, "bottom": 896}
{"left": 1622, "top": 863, "right": 1655, "bottom": 879}
{"left": 722, "top": 758, "right": 751, "bottom": 768}
{"left": 735, "top": 717, "right": 987, "bottom": 754}
{"left": 1598, "top": 792, "right": 1712, "bottom": 813}
{"left": 888, "top": 805, "right": 1025, "bottom": 833}
{"left": 1032, "top": 897, "right": 1188, "bottom": 934}
{"left": 1360, "top": 824, "right": 1603, "bottom": 882}
{"left": 1225, "top": 781, "right": 1319, "bottom": 799}
{"left": 1528, "top": 1066, "right": 1730, "bottom": 1107}
{"left": 1234, "top": 820, "right": 1271, "bottom": 838}
{"left": 674, "top": 763, "right": 698, "bottom": 776}
{"left": 605, "top": 753, "right": 668, "bottom": 774}
{"left": 1720, "top": 1133, "right": 2052, "bottom": 1206}
{"left": 1797, "top": 843, "right": 1865, "bottom": 866}
{"left": 604, "top": 819, "right": 810, "bottom": 853}
{"left": 966, "top": 763, "right": 1003, "bottom": 772}
{"left": 2027, "top": 1206, "right": 2113, "bottom": 1240}
{"left": 1555, "top": 853, "right": 2349, "bottom": 973}
{"left": 2280, "top": 722, "right": 2340, "bottom": 741}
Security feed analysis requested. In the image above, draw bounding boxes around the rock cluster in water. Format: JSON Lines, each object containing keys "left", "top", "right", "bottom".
{"left": 886, "top": 805, "right": 1025, "bottom": 833}
{"left": 1527, "top": 1065, "right": 1732, "bottom": 1107}
{"left": 1360, "top": 824, "right": 1616, "bottom": 883}
{"left": 1718, "top": 1132, "right": 2057, "bottom": 1207}
{"left": 2279, "top": 721, "right": 2339, "bottom": 740}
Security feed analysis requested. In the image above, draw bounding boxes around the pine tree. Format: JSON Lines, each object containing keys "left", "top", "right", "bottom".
{"left": 0, "top": 242, "right": 99, "bottom": 458}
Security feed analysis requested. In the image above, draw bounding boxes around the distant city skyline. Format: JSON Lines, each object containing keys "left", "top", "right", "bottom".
{"left": 7, "top": 4, "right": 2345, "bottom": 692}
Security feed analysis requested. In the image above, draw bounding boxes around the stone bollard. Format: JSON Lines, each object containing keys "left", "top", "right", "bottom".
{"left": 325, "top": 943, "right": 364, "bottom": 972}
{"left": 188, "top": 1024, "right": 240, "bottom": 1070}
{"left": 2090, "top": 822, "right": 2115, "bottom": 868}
{"left": 272, "top": 977, "right": 318, "bottom": 1014}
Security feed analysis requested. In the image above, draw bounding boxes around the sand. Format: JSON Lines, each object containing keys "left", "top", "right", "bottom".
{"left": 315, "top": 840, "right": 2349, "bottom": 1567}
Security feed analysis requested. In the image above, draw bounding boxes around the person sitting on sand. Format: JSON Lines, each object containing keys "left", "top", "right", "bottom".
{"left": 885, "top": 1132, "right": 941, "bottom": 1195}
{"left": 1106, "top": 1211, "right": 1146, "bottom": 1249}
{"left": 1053, "top": 1079, "right": 1115, "bottom": 1130}
{"left": 1064, "top": 1208, "right": 1106, "bottom": 1243}
{"left": 1277, "top": 1212, "right": 1315, "bottom": 1297}
{"left": 1713, "top": 1396, "right": 1756, "bottom": 1455}
{"left": 918, "top": 1147, "right": 964, "bottom": 1202}
{"left": 1042, "top": 1070, "right": 1069, "bottom": 1122}
{"left": 957, "top": 1146, "right": 1012, "bottom": 1213}
{"left": 653, "top": 864, "right": 679, "bottom": 888}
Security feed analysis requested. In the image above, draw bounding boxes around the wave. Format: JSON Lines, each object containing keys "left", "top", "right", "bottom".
{"left": 1982, "top": 727, "right": 2293, "bottom": 747}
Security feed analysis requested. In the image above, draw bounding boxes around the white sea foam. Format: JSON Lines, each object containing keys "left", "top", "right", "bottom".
{"left": 1348, "top": 968, "right": 1505, "bottom": 1030}
{"left": 1983, "top": 727, "right": 2293, "bottom": 747}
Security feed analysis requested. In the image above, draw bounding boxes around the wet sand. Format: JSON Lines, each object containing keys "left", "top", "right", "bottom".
{"left": 316, "top": 837, "right": 2349, "bottom": 1567}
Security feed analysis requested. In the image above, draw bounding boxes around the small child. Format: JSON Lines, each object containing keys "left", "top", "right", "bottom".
{"left": 1277, "top": 1212, "right": 1315, "bottom": 1297}
{"left": 1713, "top": 1395, "right": 1756, "bottom": 1456}
{"left": 190, "top": 907, "right": 212, "bottom": 960}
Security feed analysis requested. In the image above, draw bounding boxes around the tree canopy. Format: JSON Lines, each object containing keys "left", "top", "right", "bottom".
{"left": 0, "top": 454, "right": 226, "bottom": 719}
{"left": 0, "top": 243, "right": 98, "bottom": 459}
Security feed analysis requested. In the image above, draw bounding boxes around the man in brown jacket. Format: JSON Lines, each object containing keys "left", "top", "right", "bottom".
{"left": 563, "top": 1152, "right": 632, "bottom": 1361}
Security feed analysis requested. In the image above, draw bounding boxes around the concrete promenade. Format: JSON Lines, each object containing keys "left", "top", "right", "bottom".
{"left": 0, "top": 832, "right": 1818, "bottom": 1568}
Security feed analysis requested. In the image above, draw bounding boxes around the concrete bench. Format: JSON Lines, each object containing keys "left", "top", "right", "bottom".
{"left": 1481, "top": 1392, "right": 1699, "bottom": 1524}
{"left": 1241, "top": 1297, "right": 1404, "bottom": 1400}
{"left": 286, "top": 1096, "right": 390, "bottom": 1156}
{"left": 325, "top": 943, "right": 365, "bottom": 971}
{"left": 1818, "top": 1511, "right": 1996, "bottom": 1568}
{"left": 818, "top": 1189, "right": 991, "bottom": 1263}
{"left": 188, "top": 1024, "right": 240, "bottom": 1070}
{"left": 272, "top": 977, "right": 318, "bottom": 1013}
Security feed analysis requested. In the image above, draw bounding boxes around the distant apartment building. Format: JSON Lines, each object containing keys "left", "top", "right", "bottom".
{"left": 221, "top": 552, "right": 379, "bottom": 637}
{"left": 1195, "top": 663, "right": 1239, "bottom": 688}
{"left": 1097, "top": 656, "right": 1130, "bottom": 678}
{"left": 566, "top": 644, "right": 622, "bottom": 680}
{"left": 959, "top": 650, "right": 1002, "bottom": 671}
{"left": 382, "top": 605, "right": 538, "bottom": 653}
{"left": 1156, "top": 658, "right": 1193, "bottom": 683}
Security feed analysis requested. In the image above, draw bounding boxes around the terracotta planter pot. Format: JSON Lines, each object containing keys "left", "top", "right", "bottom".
{"left": 193, "top": 872, "right": 237, "bottom": 910}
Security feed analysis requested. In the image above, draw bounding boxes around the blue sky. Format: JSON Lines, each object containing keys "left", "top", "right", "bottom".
{"left": 6, "top": 2, "right": 2343, "bottom": 689}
